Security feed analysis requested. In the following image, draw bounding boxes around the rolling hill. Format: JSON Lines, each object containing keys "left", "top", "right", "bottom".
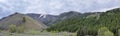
{"left": 0, "top": 13, "right": 47, "bottom": 30}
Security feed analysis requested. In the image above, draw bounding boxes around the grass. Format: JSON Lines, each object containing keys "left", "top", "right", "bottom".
{"left": 0, "top": 30, "right": 76, "bottom": 36}
{"left": 26, "top": 30, "right": 41, "bottom": 35}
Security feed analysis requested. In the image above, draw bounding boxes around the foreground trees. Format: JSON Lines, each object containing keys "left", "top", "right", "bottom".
{"left": 77, "top": 27, "right": 114, "bottom": 36}
{"left": 118, "top": 29, "right": 120, "bottom": 36}
{"left": 97, "top": 27, "right": 114, "bottom": 36}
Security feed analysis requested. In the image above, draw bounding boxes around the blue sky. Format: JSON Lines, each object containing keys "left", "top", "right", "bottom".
{"left": 0, "top": 0, "right": 120, "bottom": 18}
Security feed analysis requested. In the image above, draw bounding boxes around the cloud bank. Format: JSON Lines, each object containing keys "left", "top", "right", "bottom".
{"left": 0, "top": 0, "right": 120, "bottom": 18}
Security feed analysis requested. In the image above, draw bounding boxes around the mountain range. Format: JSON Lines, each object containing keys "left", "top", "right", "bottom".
{"left": 27, "top": 11, "right": 102, "bottom": 26}
{"left": 0, "top": 9, "right": 105, "bottom": 31}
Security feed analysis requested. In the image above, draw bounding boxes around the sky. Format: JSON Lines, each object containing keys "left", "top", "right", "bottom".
{"left": 0, "top": 0, "right": 120, "bottom": 19}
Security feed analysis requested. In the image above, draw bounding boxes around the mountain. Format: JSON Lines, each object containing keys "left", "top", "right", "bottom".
{"left": 27, "top": 11, "right": 102, "bottom": 26}
{"left": 27, "top": 13, "right": 59, "bottom": 26}
{"left": 27, "top": 11, "right": 82, "bottom": 26}
{"left": 47, "top": 8, "right": 120, "bottom": 36}
{"left": 58, "top": 11, "right": 81, "bottom": 19}
{"left": 0, "top": 13, "right": 47, "bottom": 30}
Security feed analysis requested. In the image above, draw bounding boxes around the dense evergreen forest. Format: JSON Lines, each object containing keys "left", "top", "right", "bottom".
{"left": 47, "top": 8, "right": 120, "bottom": 36}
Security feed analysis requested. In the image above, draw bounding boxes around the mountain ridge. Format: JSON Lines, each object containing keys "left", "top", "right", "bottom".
{"left": 27, "top": 11, "right": 102, "bottom": 26}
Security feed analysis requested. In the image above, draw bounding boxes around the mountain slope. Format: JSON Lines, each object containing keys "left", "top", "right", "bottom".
{"left": 47, "top": 8, "right": 120, "bottom": 36}
{"left": 27, "top": 11, "right": 101, "bottom": 26}
{"left": 27, "top": 14, "right": 59, "bottom": 26}
{"left": 0, "top": 13, "right": 47, "bottom": 30}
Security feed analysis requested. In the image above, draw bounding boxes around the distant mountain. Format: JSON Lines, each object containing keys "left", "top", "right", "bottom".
{"left": 27, "top": 11, "right": 82, "bottom": 26}
{"left": 27, "top": 11, "right": 102, "bottom": 26}
{"left": 27, "top": 13, "right": 59, "bottom": 26}
{"left": 0, "top": 13, "right": 47, "bottom": 30}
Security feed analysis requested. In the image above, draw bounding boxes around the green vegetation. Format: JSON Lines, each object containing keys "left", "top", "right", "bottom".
{"left": 22, "top": 17, "right": 26, "bottom": 23}
{"left": 47, "top": 8, "right": 120, "bottom": 36}
{"left": 27, "top": 29, "right": 41, "bottom": 35}
{"left": 0, "top": 30, "right": 2, "bottom": 32}
{"left": 9, "top": 24, "right": 17, "bottom": 33}
{"left": 17, "top": 25, "right": 25, "bottom": 33}
{"left": 103, "top": 31, "right": 114, "bottom": 36}
{"left": 9, "top": 24, "right": 25, "bottom": 33}
{"left": 97, "top": 27, "right": 114, "bottom": 36}
{"left": 118, "top": 29, "right": 120, "bottom": 36}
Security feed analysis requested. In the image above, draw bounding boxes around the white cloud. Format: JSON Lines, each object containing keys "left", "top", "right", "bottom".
{"left": 49, "top": 2, "right": 63, "bottom": 9}
{"left": 96, "top": 0, "right": 112, "bottom": 4}
{"left": 0, "top": 0, "right": 120, "bottom": 17}
{"left": 0, "top": 0, "right": 6, "bottom": 2}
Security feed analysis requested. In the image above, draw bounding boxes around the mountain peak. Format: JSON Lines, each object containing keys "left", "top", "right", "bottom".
{"left": 65, "top": 11, "right": 81, "bottom": 14}
{"left": 59, "top": 11, "right": 81, "bottom": 17}
{"left": 14, "top": 12, "right": 20, "bottom": 14}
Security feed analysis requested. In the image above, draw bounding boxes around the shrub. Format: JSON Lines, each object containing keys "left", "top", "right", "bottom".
{"left": 0, "top": 30, "right": 2, "bottom": 33}
{"left": 104, "top": 31, "right": 114, "bottom": 36}
{"left": 17, "top": 25, "right": 25, "bottom": 33}
{"left": 97, "top": 27, "right": 114, "bottom": 36}
{"left": 118, "top": 29, "right": 120, "bottom": 36}
{"left": 9, "top": 24, "right": 17, "bottom": 33}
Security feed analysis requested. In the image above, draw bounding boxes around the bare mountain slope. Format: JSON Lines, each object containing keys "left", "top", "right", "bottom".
{"left": 0, "top": 13, "right": 47, "bottom": 30}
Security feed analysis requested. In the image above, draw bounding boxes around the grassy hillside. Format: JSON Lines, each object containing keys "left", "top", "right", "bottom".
{"left": 47, "top": 8, "right": 120, "bottom": 36}
{"left": 0, "top": 13, "right": 47, "bottom": 30}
